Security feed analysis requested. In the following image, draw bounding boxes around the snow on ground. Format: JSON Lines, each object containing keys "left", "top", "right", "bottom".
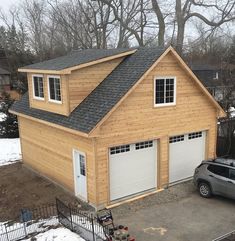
{"left": 0, "top": 217, "right": 84, "bottom": 241}
{"left": 0, "top": 112, "right": 7, "bottom": 122}
{"left": 0, "top": 214, "right": 105, "bottom": 241}
{"left": 0, "top": 138, "right": 22, "bottom": 166}
{"left": 23, "top": 227, "right": 85, "bottom": 241}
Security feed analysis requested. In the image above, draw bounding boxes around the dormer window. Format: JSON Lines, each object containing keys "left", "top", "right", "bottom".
{"left": 32, "top": 75, "right": 44, "bottom": 100}
{"left": 154, "top": 77, "right": 176, "bottom": 107}
{"left": 48, "top": 76, "right": 61, "bottom": 103}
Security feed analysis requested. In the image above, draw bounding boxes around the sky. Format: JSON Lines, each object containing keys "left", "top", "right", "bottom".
{"left": 0, "top": 0, "right": 20, "bottom": 11}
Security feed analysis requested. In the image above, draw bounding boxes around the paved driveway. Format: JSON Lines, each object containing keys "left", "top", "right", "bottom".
{"left": 112, "top": 181, "right": 235, "bottom": 241}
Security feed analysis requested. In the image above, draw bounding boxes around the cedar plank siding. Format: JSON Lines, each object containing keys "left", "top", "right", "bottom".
{"left": 69, "top": 57, "right": 124, "bottom": 111}
{"left": 27, "top": 73, "right": 70, "bottom": 116}
{"left": 95, "top": 52, "right": 218, "bottom": 206}
{"left": 18, "top": 116, "right": 97, "bottom": 206}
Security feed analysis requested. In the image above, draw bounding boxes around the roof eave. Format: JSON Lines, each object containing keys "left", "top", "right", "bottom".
{"left": 10, "top": 109, "right": 90, "bottom": 138}
{"left": 18, "top": 49, "right": 137, "bottom": 74}
{"left": 18, "top": 69, "right": 61, "bottom": 74}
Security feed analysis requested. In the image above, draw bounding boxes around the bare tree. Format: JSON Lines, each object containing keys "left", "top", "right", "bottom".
{"left": 175, "top": 0, "right": 235, "bottom": 53}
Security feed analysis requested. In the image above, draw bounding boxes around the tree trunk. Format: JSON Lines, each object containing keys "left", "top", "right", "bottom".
{"left": 175, "top": 0, "right": 185, "bottom": 54}
{"left": 151, "top": 0, "right": 165, "bottom": 47}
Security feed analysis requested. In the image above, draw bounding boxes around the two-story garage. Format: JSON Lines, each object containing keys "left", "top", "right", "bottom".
{"left": 10, "top": 46, "right": 225, "bottom": 209}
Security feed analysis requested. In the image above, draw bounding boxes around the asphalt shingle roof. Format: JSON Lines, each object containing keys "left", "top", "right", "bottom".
{"left": 11, "top": 47, "right": 165, "bottom": 133}
{"left": 0, "top": 67, "right": 10, "bottom": 75}
{"left": 20, "top": 48, "right": 133, "bottom": 71}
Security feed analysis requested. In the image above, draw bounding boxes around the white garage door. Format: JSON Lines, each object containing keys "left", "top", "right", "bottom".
{"left": 109, "top": 140, "right": 157, "bottom": 201}
{"left": 169, "top": 131, "right": 206, "bottom": 184}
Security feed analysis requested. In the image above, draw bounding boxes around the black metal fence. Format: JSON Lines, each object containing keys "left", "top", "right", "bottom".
{"left": 56, "top": 198, "right": 106, "bottom": 241}
{"left": 0, "top": 200, "right": 107, "bottom": 241}
{"left": 0, "top": 204, "right": 57, "bottom": 241}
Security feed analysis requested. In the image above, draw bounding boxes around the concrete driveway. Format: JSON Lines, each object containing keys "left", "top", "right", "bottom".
{"left": 112, "top": 181, "right": 235, "bottom": 241}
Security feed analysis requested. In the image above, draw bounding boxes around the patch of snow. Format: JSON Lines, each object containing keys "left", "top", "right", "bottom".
{"left": 0, "top": 112, "right": 7, "bottom": 122}
{"left": 0, "top": 218, "right": 84, "bottom": 241}
{"left": 71, "top": 215, "right": 106, "bottom": 239}
{"left": 0, "top": 217, "right": 58, "bottom": 236}
{"left": 0, "top": 138, "right": 22, "bottom": 166}
{"left": 228, "top": 106, "right": 235, "bottom": 118}
{"left": 23, "top": 227, "right": 85, "bottom": 241}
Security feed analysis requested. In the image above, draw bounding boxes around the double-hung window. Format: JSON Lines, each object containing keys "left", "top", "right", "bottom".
{"left": 48, "top": 76, "right": 61, "bottom": 103}
{"left": 32, "top": 75, "right": 44, "bottom": 99}
{"left": 154, "top": 77, "right": 176, "bottom": 106}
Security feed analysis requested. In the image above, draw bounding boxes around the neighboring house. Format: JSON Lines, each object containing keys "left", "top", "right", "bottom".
{"left": 10, "top": 46, "right": 225, "bottom": 209}
{"left": 191, "top": 64, "right": 231, "bottom": 102}
{"left": 0, "top": 67, "right": 11, "bottom": 92}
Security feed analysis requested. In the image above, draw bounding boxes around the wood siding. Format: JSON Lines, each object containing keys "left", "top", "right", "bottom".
{"left": 18, "top": 116, "right": 97, "bottom": 206}
{"left": 68, "top": 57, "right": 124, "bottom": 111}
{"left": 28, "top": 73, "right": 70, "bottom": 116}
{"left": 95, "top": 52, "right": 218, "bottom": 206}
{"left": 19, "top": 50, "right": 220, "bottom": 209}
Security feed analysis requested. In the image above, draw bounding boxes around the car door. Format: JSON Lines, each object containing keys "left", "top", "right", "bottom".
{"left": 207, "top": 164, "right": 229, "bottom": 196}
{"left": 228, "top": 168, "right": 235, "bottom": 199}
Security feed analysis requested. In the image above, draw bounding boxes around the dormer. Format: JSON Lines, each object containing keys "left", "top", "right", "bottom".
{"left": 18, "top": 49, "right": 136, "bottom": 116}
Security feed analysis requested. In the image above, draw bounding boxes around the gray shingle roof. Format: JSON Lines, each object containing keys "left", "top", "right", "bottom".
{"left": 11, "top": 47, "right": 165, "bottom": 133}
{"left": 19, "top": 48, "right": 133, "bottom": 71}
{"left": 0, "top": 67, "right": 10, "bottom": 75}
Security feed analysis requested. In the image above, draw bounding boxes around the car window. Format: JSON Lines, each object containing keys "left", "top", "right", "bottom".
{"left": 207, "top": 164, "right": 229, "bottom": 178}
{"left": 229, "top": 169, "right": 235, "bottom": 180}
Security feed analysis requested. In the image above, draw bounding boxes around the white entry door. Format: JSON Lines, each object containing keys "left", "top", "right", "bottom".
{"left": 109, "top": 140, "right": 157, "bottom": 201}
{"left": 73, "top": 150, "right": 87, "bottom": 201}
{"left": 169, "top": 131, "right": 206, "bottom": 184}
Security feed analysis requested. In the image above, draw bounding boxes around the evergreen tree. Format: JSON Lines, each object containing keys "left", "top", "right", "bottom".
{"left": 0, "top": 92, "right": 19, "bottom": 138}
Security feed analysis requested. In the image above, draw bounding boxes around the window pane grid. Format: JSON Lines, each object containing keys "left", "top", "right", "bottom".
{"left": 49, "top": 77, "right": 61, "bottom": 101}
{"left": 33, "top": 76, "right": 44, "bottom": 98}
{"left": 188, "top": 132, "right": 202, "bottom": 140}
{"left": 110, "top": 145, "right": 130, "bottom": 155}
{"left": 79, "top": 155, "right": 86, "bottom": 176}
{"left": 135, "top": 141, "right": 153, "bottom": 150}
{"left": 155, "top": 78, "right": 175, "bottom": 105}
{"left": 169, "top": 135, "right": 184, "bottom": 143}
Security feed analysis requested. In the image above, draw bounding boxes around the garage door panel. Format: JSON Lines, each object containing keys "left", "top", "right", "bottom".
{"left": 110, "top": 141, "right": 157, "bottom": 201}
{"left": 169, "top": 131, "right": 206, "bottom": 183}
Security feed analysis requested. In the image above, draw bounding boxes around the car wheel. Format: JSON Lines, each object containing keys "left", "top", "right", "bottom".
{"left": 199, "top": 182, "right": 212, "bottom": 198}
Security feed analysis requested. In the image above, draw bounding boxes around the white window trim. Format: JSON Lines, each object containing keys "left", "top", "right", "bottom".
{"left": 47, "top": 75, "right": 62, "bottom": 104}
{"left": 32, "top": 74, "right": 44, "bottom": 100}
{"left": 154, "top": 76, "right": 176, "bottom": 107}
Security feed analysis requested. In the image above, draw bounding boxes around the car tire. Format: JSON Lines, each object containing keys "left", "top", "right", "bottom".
{"left": 198, "top": 182, "right": 212, "bottom": 198}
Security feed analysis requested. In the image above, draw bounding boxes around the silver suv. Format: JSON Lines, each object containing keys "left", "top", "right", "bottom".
{"left": 193, "top": 158, "right": 235, "bottom": 199}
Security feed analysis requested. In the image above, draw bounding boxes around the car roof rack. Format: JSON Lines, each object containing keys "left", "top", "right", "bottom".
{"left": 214, "top": 158, "right": 235, "bottom": 167}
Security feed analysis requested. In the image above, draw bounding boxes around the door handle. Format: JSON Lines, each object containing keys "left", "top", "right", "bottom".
{"left": 77, "top": 176, "right": 80, "bottom": 178}
{"left": 209, "top": 174, "right": 214, "bottom": 177}
{"left": 227, "top": 180, "right": 233, "bottom": 184}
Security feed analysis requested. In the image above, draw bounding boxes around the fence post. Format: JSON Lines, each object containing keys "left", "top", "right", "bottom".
{"left": 4, "top": 223, "right": 9, "bottom": 241}
{"left": 91, "top": 214, "right": 96, "bottom": 241}
{"left": 69, "top": 207, "right": 73, "bottom": 232}
{"left": 20, "top": 209, "right": 28, "bottom": 238}
{"left": 23, "top": 221, "right": 27, "bottom": 237}
{"left": 55, "top": 199, "right": 59, "bottom": 221}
